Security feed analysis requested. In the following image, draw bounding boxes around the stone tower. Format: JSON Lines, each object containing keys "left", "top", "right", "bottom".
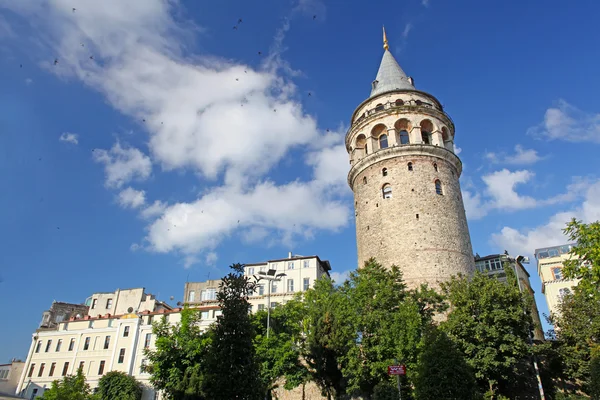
{"left": 346, "top": 28, "right": 475, "bottom": 288}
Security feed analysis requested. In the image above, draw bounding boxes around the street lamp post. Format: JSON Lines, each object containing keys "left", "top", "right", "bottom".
{"left": 254, "top": 269, "right": 286, "bottom": 339}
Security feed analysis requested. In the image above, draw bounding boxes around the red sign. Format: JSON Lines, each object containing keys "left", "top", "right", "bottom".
{"left": 388, "top": 365, "right": 406, "bottom": 375}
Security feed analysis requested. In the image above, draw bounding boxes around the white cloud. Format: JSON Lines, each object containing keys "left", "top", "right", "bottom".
{"left": 205, "top": 252, "right": 218, "bottom": 266}
{"left": 421, "top": 0, "right": 430, "bottom": 6}
{"left": 528, "top": 99, "right": 600, "bottom": 143}
{"left": 491, "top": 179, "right": 600, "bottom": 256}
{"left": 93, "top": 142, "right": 152, "bottom": 189}
{"left": 117, "top": 187, "right": 146, "bottom": 209}
{"left": 330, "top": 270, "right": 351, "bottom": 284}
{"left": 59, "top": 132, "right": 78, "bottom": 144}
{"left": 401, "top": 23, "right": 413, "bottom": 39}
{"left": 25, "top": 78, "right": 33, "bottom": 85}
{"left": 294, "top": 0, "right": 327, "bottom": 20}
{"left": 454, "top": 145, "right": 462, "bottom": 155}
{"left": 3, "top": 0, "right": 351, "bottom": 266}
{"left": 481, "top": 169, "right": 537, "bottom": 210}
{"left": 484, "top": 144, "right": 544, "bottom": 166}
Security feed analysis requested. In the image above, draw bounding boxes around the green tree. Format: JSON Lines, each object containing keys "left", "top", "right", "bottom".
{"left": 440, "top": 270, "right": 532, "bottom": 398}
{"left": 414, "top": 327, "right": 480, "bottom": 400}
{"left": 563, "top": 219, "right": 600, "bottom": 296}
{"left": 40, "top": 367, "right": 91, "bottom": 400}
{"left": 144, "top": 307, "right": 211, "bottom": 399}
{"left": 339, "top": 260, "right": 426, "bottom": 398}
{"left": 551, "top": 287, "right": 600, "bottom": 396}
{"left": 590, "top": 346, "right": 600, "bottom": 400}
{"left": 203, "top": 263, "right": 263, "bottom": 400}
{"left": 252, "top": 300, "right": 309, "bottom": 397}
{"left": 96, "top": 371, "right": 142, "bottom": 400}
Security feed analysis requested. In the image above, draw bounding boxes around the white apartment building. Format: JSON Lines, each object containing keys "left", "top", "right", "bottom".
{"left": 535, "top": 243, "right": 581, "bottom": 318}
{"left": 16, "top": 288, "right": 174, "bottom": 399}
{"left": 183, "top": 253, "right": 332, "bottom": 315}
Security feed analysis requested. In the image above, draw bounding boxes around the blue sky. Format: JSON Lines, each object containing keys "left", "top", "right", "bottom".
{"left": 1, "top": 0, "right": 600, "bottom": 362}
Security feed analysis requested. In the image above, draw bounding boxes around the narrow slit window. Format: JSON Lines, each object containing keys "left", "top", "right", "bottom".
{"left": 382, "top": 168, "right": 388, "bottom": 177}
{"left": 363, "top": 176, "right": 367, "bottom": 185}
{"left": 433, "top": 163, "right": 438, "bottom": 172}
{"left": 435, "top": 180, "right": 443, "bottom": 195}
{"left": 408, "top": 162, "right": 413, "bottom": 171}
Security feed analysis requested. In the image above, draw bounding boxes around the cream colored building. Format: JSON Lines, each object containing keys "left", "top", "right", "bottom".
{"left": 0, "top": 360, "right": 25, "bottom": 397}
{"left": 535, "top": 243, "right": 581, "bottom": 318}
{"left": 346, "top": 29, "right": 474, "bottom": 289}
{"left": 16, "top": 288, "right": 174, "bottom": 399}
{"left": 183, "top": 253, "right": 331, "bottom": 314}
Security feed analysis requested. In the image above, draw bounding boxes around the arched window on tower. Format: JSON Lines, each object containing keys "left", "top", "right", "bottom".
{"left": 408, "top": 162, "right": 413, "bottom": 171}
{"left": 382, "top": 184, "right": 392, "bottom": 199}
{"left": 433, "top": 163, "right": 438, "bottom": 172}
{"left": 382, "top": 168, "right": 388, "bottom": 177}
{"left": 363, "top": 176, "right": 367, "bottom": 185}
{"left": 420, "top": 120, "right": 434, "bottom": 145}
{"left": 435, "top": 180, "right": 443, "bottom": 195}
{"left": 379, "top": 134, "right": 388, "bottom": 149}
{"left": 395, "top": 99, "right": 404, "bottom": 107}
{"left": 399, "top": 130, "right": 409, "bottom": 145}
{"left": 375, "top": 103, "right": 384, "bottom": 112}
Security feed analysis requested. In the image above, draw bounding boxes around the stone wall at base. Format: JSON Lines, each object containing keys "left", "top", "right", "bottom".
{"left": 272, "top": 380, "right": 328, "bottom": 400}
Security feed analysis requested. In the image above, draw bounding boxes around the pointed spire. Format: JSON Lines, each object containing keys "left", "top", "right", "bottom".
{"left": 383, "top": 26, "right": 389, "bottom": 51}
{"left": 370, "top": 28, "right": 415, "bottom": 97}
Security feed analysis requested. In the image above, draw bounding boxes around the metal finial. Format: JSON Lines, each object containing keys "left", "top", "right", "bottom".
{"left": 383, "top": 26, "right": 389, "bottom": 51}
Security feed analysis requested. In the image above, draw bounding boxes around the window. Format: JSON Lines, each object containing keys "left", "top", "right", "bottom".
{"left": 287, "top": 262, "right": 294, "bottom": 270}
{"left": 379, "top": 134, "right": 388, "bottom": 149}
{"left": 303, "top": 277, "right": 310, "bottom": 291}
{"left": 287, "top": 279, "right": 294, "bottom": 292}
{"left": 201, "top": 288, "right": 217, "bottom": 301}
{"left": 559, "top": 288, "right": 571, "bottom": 298}
{"left": 69, "top": 338, "right": 75, "bottom": 351}
{"left": 35, "top": 341, "right": 41, "bottom": 353}
{"left": 104, "top": 336, "right": 110, "bottom": 350}
{"left": 123, "top": 326, "right": 130, "bottom": 337}
{"left": 98, "top": 361, "right": 105, "bottom": 376}
{"left": 28, "top": 364, "right": 35, "bottom": 378}
{"left": 188, "top": 290, "right": 195, "bottom": 302}
{"left": 552, "top": 267, "right": 563, "bottom": 280}
{"left": 140, "top": 359, "right": 148, "bottom": 375}
{"left": 363, "top": 176, "right": 367, "bottom": 185}
{"left": 38, "top": 363, "right": 45, "bottom": 377}
{"left": 408, "top": 162, "right": 413, "bottom": 171}
{"left": 83, "top": 337, "right": 90, "bottom": 350}
{"left": 148, "top": 316, "right": 153, "bottom": 325}
{"left": 45, "top": 340, "right": 52, "bottom": 352}
{"left": 433, "top": 163, "right": 438, "bottom": 172}
{"left": 79, "top": 361, "right": 85, "bottom": 371}
{"left": 271, "top": 302, "right": 280, "bottom": 308}
{"left": 144, "top": 333, "right": 151, "bottom": 348}
{"left": 421, "top": 131, "right": 431, "bottom": 144}
{"left": 399, "top": 130, "right": 410, "bottom": 145}
{"left": 49, "top": 363, "right": 56, "bottom": 377}
{"left": 375, "top": 103, "right": 384, "bottom": 112}
{"left": 201, "top": 311, "right": 209, "bottom": 320}
{"left": 106, "top": 299, "right": 113, "bottom": 309}
{"left": 382, "top": 184, "right": 392, "bottom": 199}
{"left": 259, "top": 266, "right": 266, "bottom": 273}
{"left": 303, "top": 260, "right": 309, "bottom": 268}
{"left": 435, "top": 180, "right": 443, "bottom": 195}
{"left": 91, "top": 299, "right": 97, "bottom": 309}
{"left": 382, "top": 168, "right": 388, "bottom": 176}
{"left": 55, "top": 339, "right": 62, "bottom": 352}
{"left": 258, "top": 304, "right": 265, "bottom": 311}
{"left": 258, "top": 285, "right": 265, "bottom": 296}
{"left": 118, "top": 349, "right": 126, "bottom": 364}
{"left": 395, "top": 99, "right": 404, "bottom": 106}
{"left": 272, "top": 283, "right": 278, "bottom": 293}
{"left": 62, "top": 362, "right": 69, "bottom": 376}
{"left": 32, "top": 389, "right": 38, "bottom": 398}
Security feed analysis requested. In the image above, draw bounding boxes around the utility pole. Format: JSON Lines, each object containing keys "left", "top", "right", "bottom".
{"left": 253, "top": 269, "right": 286, "bottom": 339}
{"left": 394, "top": 359, "right": 402, "bottom": 400}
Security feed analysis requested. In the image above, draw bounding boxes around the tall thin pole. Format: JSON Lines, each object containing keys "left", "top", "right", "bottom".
{"left": 267, "top": 280, "right": 271, "bottom": 339}
{"left": 394, "top": 359, "right": 402, "bottom": 400}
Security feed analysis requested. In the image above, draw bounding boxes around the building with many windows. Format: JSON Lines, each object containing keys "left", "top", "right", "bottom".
{"left": 0, "top": 359, "right": 25, "bottom": 397}
{"left": 183, "top": 253, "right": 331, "bottom": 315}
{"left": 475, "top": 253, "right": 544, "bottom": 340}
{"left": 535, "top": 243, "right": 580, "bottom": 318}
{"left": 16, "top": 288, "right": 173, "bottom": 399}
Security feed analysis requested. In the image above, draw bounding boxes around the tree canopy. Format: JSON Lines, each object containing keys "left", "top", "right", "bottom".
{"left": 563, "top": 219, "right": 600, "bottom": 296}
{"left": 40, "top": 367, "right": 91, "bottom": 400}
{"left": 96, "top": 371, "right": 142, "bottom": 400}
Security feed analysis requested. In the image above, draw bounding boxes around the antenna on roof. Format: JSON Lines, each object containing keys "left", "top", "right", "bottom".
{"left": 186, "top": 272, "right": 190, "bottom": 283}
{"left": 207, "top": 272, "right": 210, "bottom": 281}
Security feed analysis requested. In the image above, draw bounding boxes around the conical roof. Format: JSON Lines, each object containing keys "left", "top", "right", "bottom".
{"left": 370, "top": 49, "right": 415, "bottom": 97}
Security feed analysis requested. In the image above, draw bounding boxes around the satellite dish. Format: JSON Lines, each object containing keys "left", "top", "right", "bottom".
{"left": 127, "top": 307, "right": 134, "bottom": 313}
{"left": 75, "top": 314, "right": 81, "bottom": 319}
{"left": 170, "top": 296, "right": 174, "bottom": 301}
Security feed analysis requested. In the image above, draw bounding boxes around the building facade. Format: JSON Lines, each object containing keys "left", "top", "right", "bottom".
{"left": 475, "top": 253, "right": 544, "bottom": 340}
{"left": 16, "top": 288, "right": 173, "bottom": 399}
{"left": 0, "top": 360, "right": 25, "bottom": 397}
{"left": 346, "top": 29, "right": 474, "bottom": 288}
{"left": 184, "top": 253, "right": 331, "bottom": 314}
{"left": 39, "top": 302, "right": 89, "bottom": 330}
{"left": 535, "top": 243, "right": 581, "bottom": 318}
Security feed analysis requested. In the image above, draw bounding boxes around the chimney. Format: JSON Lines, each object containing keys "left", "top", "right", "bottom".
{"left": 288, "top": 252, "right": 292, "bottom": 259}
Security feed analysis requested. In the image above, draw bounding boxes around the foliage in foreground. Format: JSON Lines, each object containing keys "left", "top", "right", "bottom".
{"left": 96, "top": 371, "right": 142, "bottom": 400}
{"left": 40, "top": 367, "right": 91, "bottom": 400}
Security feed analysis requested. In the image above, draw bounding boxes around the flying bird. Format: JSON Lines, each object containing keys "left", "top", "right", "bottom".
{"left": 273, "top": 109, "right": 277, "bottom": 112}
{"left": 308, "top": 92, "right": 312, "bottom": 96}
{"left": 89, "top": 56, "right": 94, "bottom": 60}
{"left": 238, "top": 18, "right": 243, "bottom": 24}
{"left": 233, "top": 26, "right": 238, "bottom": 30}
{"left": 235, "top": 78, "right": 239, "bottom": 81}
{"left": 20, "top": 64, "right": 22, "bottom": 68}
{"left": 258, "top": 51, "right": 262, "bottom": 56}
{"left": 54, "top": 59, "right": 59, "bottom": 65}
{"left": 72, "top": 8, "right": 76, "bottom": 12}
{"left": 313, "top": 15, "right": 317, "bottom": 20}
